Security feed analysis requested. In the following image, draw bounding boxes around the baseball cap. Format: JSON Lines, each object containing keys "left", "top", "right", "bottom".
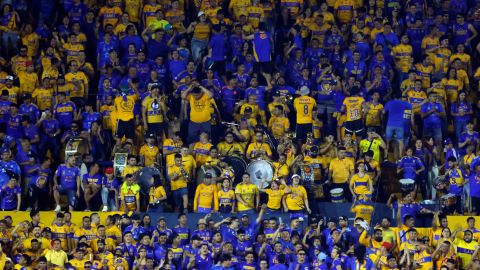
{"left": 104, "top": 167, "right": 114, "bottom": 174}
{"left": 444, "top": 138, "right": 453, "bottom": 145}
{"left": 205, "top": 172, "right": 212, "bottom": 178}
{"left": 145, "top": 133, "right": 155, "bottom": 139}
{"left": 244, "top": 107, "right": 253, "bottom": 112}
{"left": 198, "top": 11, "right": 205, "bottom": 17}
{"left": 23, "top": 93, "right": 32, "bottom": 99}
{"left": 338, "top": 216, "right": 347, "bottom": 222}
{"left": 367, "top": 127, "right": 376, "bottom": 133}
{"left": 6, "top": 75, "right": 13, "bottom": 81}
{"left": 291, "top": 174, "right": 301, "bottom": 179}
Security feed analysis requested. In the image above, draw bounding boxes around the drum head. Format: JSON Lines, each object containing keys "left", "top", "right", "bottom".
{"left": 330, "top": 188, "right": 344, "bottom": 194}
{"left": 197, "top": 166, "right": 221, "bottom": 185}
{"left": 138, "top": 167, "right": 161, "bottom": 195}
{"left": 246, "top": 160, "right": 274, "bottom": 189}
{"left": 221, "top": 156, "right": 247, "bottom": 184}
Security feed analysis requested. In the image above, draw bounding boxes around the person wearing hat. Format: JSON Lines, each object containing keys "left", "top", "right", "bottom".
{"left": 142, "top": 84, "right": 167, "bottom": 144}
{"left": 194, "top": 172, "right": 219, "bottom": 213}
{"left": 186, "top": 10, "right": 210, "bottom": 65}
{"left": 1, "top": 75, "right": 18, "bottom": 103}
{"left": 284, "top": 174, "right": 311, "bottom": 217}
{"left": 139, "top": 133, "right": 160, "bottom": 167}
{"left": 293, "top": 86, "right": 316, "bottom": 143}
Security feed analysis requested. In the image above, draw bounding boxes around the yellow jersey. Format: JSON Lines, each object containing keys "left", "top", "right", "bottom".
{"left": 121, "top": 165, "right": 141, "bottom": 178}
{"left": 218, "top": 188, "right": 235, "bottom": 207}
{"left": 365, "top": 102, "right": 383, "bottom": 127}
{"left": 415, "top": 63, "right": 434, "bottom": 89}
{"left": 193, "top": 23, "right": 211, "bottom": 40}
{"left": 217, "top": 142, "right": 244, "bottom": 157}
{"left": 149, "top": 186, "right": 167, "bottom": 204}
{"left": 441, "top": 78, "right": 461, "bottom": 104}
{"left": 188, "top": 94, "right": 213, "bottom": 123}
{"left": 406, "top": 90, "right": 427, "bottom": 113}
{"left": 114, "top": 94, "right": 138, "bottom": 121}
{"left": 142, "top": 96, "right": 165, "bottom": 123}
{"left": 265, "top": 189, "right": 285, "bottom": 210}
{"left": 120, "top": 183, "right": 140, "bottom": 210}
{"left": 74, "top": 226, "right": 98, "bottom": 243}
{"left": 100, "top": 104, "right": 114, "bottom": 130}
{"left": 272, "top": 162, "right": 289, "bottom": 179}
{"left": 284, "top": 185, "right": 307, "bottom": 211}
{"left": 294, "top": 96, "right": 317, "bottom": 124}
{"left": 143, "top": 4, "right": 162, "bottom": 27}
{"left": 351, "top": 204, "right": 374, "bottom": 223}
{"left": 229, "top": 0, "right": 251, "bottom": 19}
{"left": 351, "top": 173, "right": 372, "bottom": 195}
{"left": 139, "top": 144, "right": 159, "bottom": 167}
{"left": 343, "top": 96, "right": 365, "bottom": 121}
{"left": 454, "top": 237, "right": 479, "bottom": 267}
{"left": 359, "top": 138, "right": 383, "bottom": 162}
{"left": 194, "top": 183, "right": 218, "bottom": 211}
{"left": 421, "top": 35, "right": 439, "bottom": 51}
{"left": 234, "top": 183, "right": 258, "bottom": 211}
{"left": 32, "top": 87, "right": 53, "bottom": 111}
{"left": 246, "top": 142, "right": 272, "bottom": 159}
{"left": 168, "top": 165, "right": 188, "bottom": 190}
{"left": 0, "top": 86, "right": 19, "bottom": 104}
{"left": 18, "top": 71, "right": 38, "bottom": 95}
{"left": 124, "top": 0, "right": 142, "bottom": 23}
{"left": 98, "top": 6, "right": 123, "bottom": 27}
{"left": 268, "top": 115, "right": 290, "bottom": 138}
{"left": 413, "top": 250, "right": 434, "bottom": 270}
{"left": 246, "top": 6, "right": 264, "bottom": 28}
{"left": 329, "top": 158, "right": 354, "bottom": 184}
{"left": 193, "top": 142, "right": 213, "bottom": 167}
{"left": 391, "top": 44, "right": 413, "bottom": 72}
{"left": 65, "top": 71, "right": 88, "bottom": 98}
{"left": 334, "top": 0, "right": 356, "bottom": 23}
{"left": 62, "top": 43, "right": 84, "bottom": 63}
{"left": 50, "top": 223, "right": 70, "bottom": 250}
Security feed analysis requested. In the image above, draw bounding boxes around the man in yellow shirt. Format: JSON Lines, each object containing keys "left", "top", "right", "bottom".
{"left": 120, "top": 174, "right": 141, "bottom": 213}
{"left": 359, "top": 128, "right": 386, "bottom": 162}
{"left": 142, "top": 85, "right": 167, "bottom": 144}
{"left": 168, "top": 154, "right": 190, "bottom": 212}
{"left": 32, "top": 77, "right": 54, "bottom": 111}
{"left": 139, "top": 133, "right": 160, "bottom": 167}
{"left": 114, "top": 84, "right": 139, "bottom": 144}
{"left": 392, "top": 35, "right": 413, "bottom": 83}
{"left": 235, "top": 172, "right": 260, "bottom": 214}
{"left": 268, "top": 105, "right": 290, "bottom": 140}
{"left": 65, "top": 60, "right": 89, "bottom": 107}
{"left": 341, "top": 89, "right": 365, "bottom": 142}
{"left": 328, "top": 146, "right": 354, "bottom": 201}
{"left": 193, "top": 173, "right": 219, "bottom": 213}
{"left": 44, "top": 239, "right": 68, "bottom": 268}
{"left": 293, "top": 86, "right": 316, "bottom": 143}
{"left": 181, "top": 83, "right": 214, "bottom": 144}
{"left": 452, "top": 227, "right": 479, "bottom": 268}
{"left": 217, "top": 132, "right": 244, "bottom": 157}
{"left": 283, "top": 174, "right": 311, "bottom": 216}
{"left": 192, "top": 132, "right": 213, "bottom": 167}
{"left": 246, "top": 131, "right": 272, "bottom": 160}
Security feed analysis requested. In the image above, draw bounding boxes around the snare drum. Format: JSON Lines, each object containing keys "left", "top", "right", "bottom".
{"left": 399, "top": 179, "right": 415, "bottom": 192}
{"left": 330, "top": 188, "right": 344, "bottom": 203}
{"left": 441, "top": 194, "right": 457, "bottom": 207}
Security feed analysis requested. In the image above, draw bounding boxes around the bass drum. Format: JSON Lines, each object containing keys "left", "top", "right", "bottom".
{"left": 246, "top": 160, "right": 274, "bottom": 189}
{"left": 138, "top": 167, "right": 161, "bottom": 195}
{"left": 221, "top": 156, "right": 247, "bottom": 184}
{"left": 197, "top": 165, "right": 221, "bottom": 185}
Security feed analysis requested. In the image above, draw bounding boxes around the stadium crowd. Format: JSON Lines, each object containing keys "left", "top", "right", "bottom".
{"left": 0, "top": 0, "right": 480, "bottom": 269}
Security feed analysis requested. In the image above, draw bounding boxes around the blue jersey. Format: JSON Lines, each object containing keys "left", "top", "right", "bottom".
{"left": 172, "top": 226, "right": 190, "bottom": 246}
{"left": 0, "top": 185, "right": 20, "bottom": 210}
{"left": 446, "top": 168, "right": 465, "bottom": 195}
{"left": 253, "top": 31, "right": 272, "bottom": 62}
{"left": 0, "top": 160, "right": 21, "bottom": 178}
{"left": 0, "top": 100, "right": 11, "bottom": 122}
{"left": 420, "top": 102, "right": 443, "bottom": 126}
{"left": 398, "top": 156, "right": 423, "bottom": 179}
{"left": 209, "top": 33, "right": 226, "bottom": 61}
{"left": 245, "top": 86, "right": 266, "bottom": 110}
{"left": 384, "top": 100, "right": 412, "bottom": 128}
{"left": 469, "top": 172, "right": 480, "bottom": 198}
{"left": 192, "top": 254, "right": 213, "bottom": 270}
{"left": 6, "top": 114, "right": 22, "bottom": 138}
{"left": 82, "top": 173, "right": 102, "bottom": 186}
{"left": 41, "top": 119, "right": 60, "bottom": 136}
{"left": 54, "top": 102, "right": 76, "bottom": 129}
{"left": 459, "top": 131, "right": 480, "bottom": 155}
{"left": 55, "top": 165, "right": 80, "bottom": 190}
{"left": 19, "top": 104, "right": 40, "bottom": 122}
{"left": 23, "top": 124, "right": 39, "bottom": 142}
{"left": 81, "top": 112, "right": 101, "bottom": 131}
